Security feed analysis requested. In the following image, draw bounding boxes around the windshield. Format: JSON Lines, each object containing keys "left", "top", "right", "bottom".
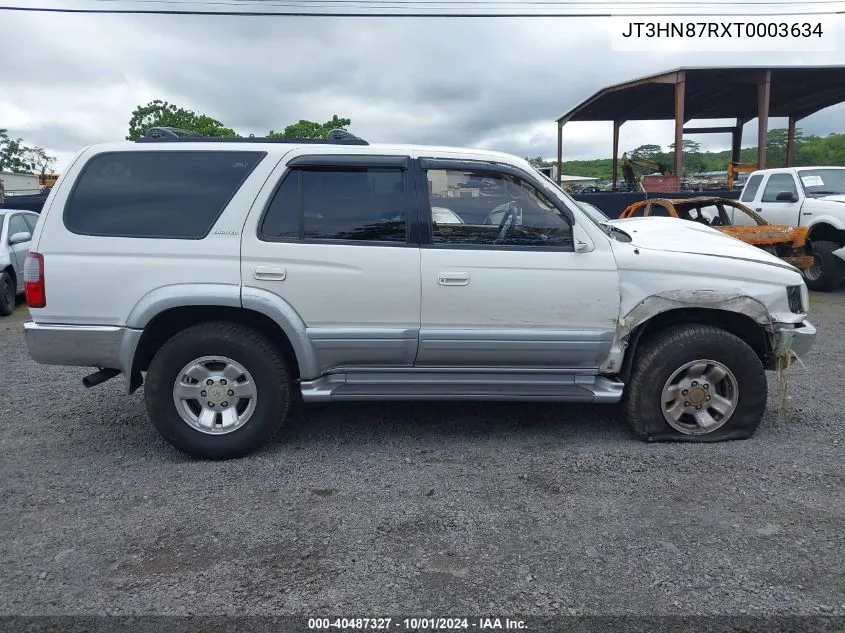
{"left": 529, "top": 166, "right": 631, "bottom": 240}
{"left": 797, "top": 168, "right": 845, "bottom": 196}
{"left": 532, "top": 167, "right": 603, "bottom": 225}
{"left": 576, "top": 201, "right": 610, "bottom": 224}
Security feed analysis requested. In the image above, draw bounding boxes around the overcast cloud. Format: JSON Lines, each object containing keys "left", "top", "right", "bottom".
{"left": 2, "top": 1, "right": 845, "bottom": 171}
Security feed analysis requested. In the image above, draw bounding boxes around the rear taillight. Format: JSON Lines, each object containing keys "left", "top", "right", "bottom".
{"left": 24, "top": 252, "right": 45, "bottom": 308}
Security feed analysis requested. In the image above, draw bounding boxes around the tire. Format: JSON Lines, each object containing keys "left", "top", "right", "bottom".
{"left": 623, "top": 325, "right": 767, "bottom": 443}
{"left": 803, "top": 240, "right": 845, "bottom": 292}
{"left": 0, "top": 271, "right": 15, "bottom": 317}
{"left": 144, "top": 321, "right": 292, "bottom": 459}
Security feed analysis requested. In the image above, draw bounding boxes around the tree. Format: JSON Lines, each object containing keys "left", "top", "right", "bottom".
{"left": 267, "top": 115, "right": 352, "bottom": 139}
{"left": 764, "top": 127, "right": 805, "bottom": 167}
{"left": 630, "top": 144, "right": 663, "bottom": 159}
{"left": 668, "top": 139, "right": 702, "bottom": 153}
{"left": 126, "top": 100, "right": 237, "bottom": 140}
{"left": 667, "top": 139, "right": 705, "bottom": 175}
{"left": 0, "top": 128, "right": 34, "bottom": 172}
{"left": 0, "top": 129, "right": 56, "bottom": 175}
{"left": 525, "top": 156, "right": 551, "bottom": 167}
{"left": 27, "top": 146, "right": 56, "bottom": 178}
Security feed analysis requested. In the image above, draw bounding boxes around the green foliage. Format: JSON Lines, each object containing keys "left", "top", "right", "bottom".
{"left": 559, "top": 128, "right": 845, "bottom": 180}
{"left": 525, "top": 156, "right": 552, "bottom": 167}
{"left": 126, "top": 100, "right": 237, "bottom": 140}
{"left": 630, "top": 144, "right": 663, "bottom": 159}
{"left": 0, "top": 128, "right": 56, "bottom": 174}
{"left": 267, "top": 115, "right": 352, "bottom": 139}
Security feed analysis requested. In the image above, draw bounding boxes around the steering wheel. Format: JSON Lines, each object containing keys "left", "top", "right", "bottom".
{"left": 495, "top": 201, "right": 519, "bottom": 242}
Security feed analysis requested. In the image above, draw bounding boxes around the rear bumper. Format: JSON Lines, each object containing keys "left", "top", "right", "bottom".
{"left": 772, "top": 319, "right": 816, "bottom": 359}
{"left": 24, "top": 321, "right": 142, "bottom": 378}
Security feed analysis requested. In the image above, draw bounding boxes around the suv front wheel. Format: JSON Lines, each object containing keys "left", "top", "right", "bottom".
{"left": 144, "top": 321, "right": 292, "bottom": 459}
{"left": 623, "top": 324, "right": 768, "bottom": 442}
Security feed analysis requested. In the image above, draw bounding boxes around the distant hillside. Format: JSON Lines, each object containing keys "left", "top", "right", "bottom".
{"left": 539, "top": 128, "right": 845, "bottom": 181}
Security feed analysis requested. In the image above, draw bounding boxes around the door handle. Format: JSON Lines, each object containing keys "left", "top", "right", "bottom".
{"left": 438, "top": 272, "right": 469, "bottom": 286}
{"left": 755, "top": 208, "right": 762, "bottom": 212}
{"left": 254, "top": 266, "right": 286, "bottom": 281}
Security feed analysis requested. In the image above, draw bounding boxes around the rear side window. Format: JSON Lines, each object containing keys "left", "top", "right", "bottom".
{"left": 740, "top": 174, "right": 763, "bottom": 202}
{"left": 259, "top": 167, "right": 408, "bottom": 243}
{"left": 64, "top": 150, "right": 266, "bottom": 238}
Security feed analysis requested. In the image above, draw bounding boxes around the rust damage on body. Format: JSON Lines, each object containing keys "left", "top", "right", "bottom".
{"left": 618, "top": 197, "right": 813, "bottom": 270}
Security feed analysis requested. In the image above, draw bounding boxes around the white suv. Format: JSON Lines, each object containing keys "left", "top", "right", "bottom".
{"left": 22, "top": 127, "right": 816, "bottom": 459}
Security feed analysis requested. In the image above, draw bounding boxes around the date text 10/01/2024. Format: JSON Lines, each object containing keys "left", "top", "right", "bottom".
{"left": 307, "top": 618, "right": 528, "bottom": 630}
{"left": 621, "top": 21, "right": 824, "bottom": 38}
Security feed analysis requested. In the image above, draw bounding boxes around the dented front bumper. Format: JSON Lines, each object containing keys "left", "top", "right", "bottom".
{"left": 772, "top": 320, "right": 817, "bottom": 359}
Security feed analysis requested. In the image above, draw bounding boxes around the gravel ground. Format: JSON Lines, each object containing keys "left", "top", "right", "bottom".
{"left": 1, "top": 292, "right": 844, "bottom": 618}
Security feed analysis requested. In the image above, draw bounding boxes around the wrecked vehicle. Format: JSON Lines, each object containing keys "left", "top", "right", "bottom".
{"left": 23, "top": 133, "right": 816, "bottom": 458}
{"left": 618, "top": 196, "right": 814, "bottom": 273}
{"left": 738, "top": 166, "right": 845, "bottom": 291}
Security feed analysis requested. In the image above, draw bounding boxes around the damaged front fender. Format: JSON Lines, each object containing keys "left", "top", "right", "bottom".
{"left": 600, "top": 290, "right": 777, "bottom": 375}
{"left": 617, "top": 290, "right": 773, "bottom": 339}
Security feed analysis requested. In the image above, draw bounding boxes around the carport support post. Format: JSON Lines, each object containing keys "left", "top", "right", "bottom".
{"left": 673, "top": 73, "right": 686, "bottom": 190}
{"left": 786, "top": 116, "right": 797, "bottom": 166}
{"left": 612, "top": 120, "right": 621, "bottom": 190}
{"left": 556, "top": 121, "right": 563, "bottom": 186}
{"left": 731, "top": 119, "right": 744, "bottom": 164}
{"left": 757, "top": 70, "right": 771, "bottom": 169}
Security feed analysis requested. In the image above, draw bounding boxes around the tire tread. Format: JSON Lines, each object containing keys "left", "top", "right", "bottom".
{"left": 623, "top": 324, "right": 767, "bottom": 443}
{"left": 144, "top": 320, "right": 291, "bottom": 459}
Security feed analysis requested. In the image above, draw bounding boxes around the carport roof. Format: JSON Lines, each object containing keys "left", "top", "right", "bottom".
{"left": 556, "top": 65, "right": 845, "bottom": 124}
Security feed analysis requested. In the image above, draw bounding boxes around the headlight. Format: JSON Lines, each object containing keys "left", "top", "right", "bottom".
{"left": 787, "top": 284, "right": 805, "bottom": 313}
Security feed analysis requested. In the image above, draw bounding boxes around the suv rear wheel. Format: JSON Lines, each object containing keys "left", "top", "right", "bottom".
{"left": 623, "top": 325, "right": 767, "bottom": 442}
{"left": 144, "top": 321, "right": 292, "bottom": 459}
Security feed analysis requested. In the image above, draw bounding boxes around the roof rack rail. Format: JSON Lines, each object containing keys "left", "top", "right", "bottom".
{"left": 141, "top": 127, "right": 205, "bottom": 139}
{"left": 135, "top": 126, "right": 369, "bottom": 145}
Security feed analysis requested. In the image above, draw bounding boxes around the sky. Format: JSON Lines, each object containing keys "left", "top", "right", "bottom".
{"left": 2, "top": 1, "right": 845, "bottom": 172}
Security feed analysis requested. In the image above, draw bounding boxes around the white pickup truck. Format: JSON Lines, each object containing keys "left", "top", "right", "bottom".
{"left": 737, "top": 166, "right": 845, "bottom": 291}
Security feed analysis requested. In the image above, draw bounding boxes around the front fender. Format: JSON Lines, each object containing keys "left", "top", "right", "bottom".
{"left": 807, "top": 214, "right": 845, "bottom": 232}
{"left": 618, "top": 291, "right": 773, "bottom": 339}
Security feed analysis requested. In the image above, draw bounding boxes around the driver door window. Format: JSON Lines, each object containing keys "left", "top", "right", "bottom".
{"left": 425, "top": 169, "right": 573, "bottom": 249}
{"left": 761, "top": 174, "right": 798, "bottom": 202}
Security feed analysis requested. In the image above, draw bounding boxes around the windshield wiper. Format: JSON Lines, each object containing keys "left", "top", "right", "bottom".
{"left": 809, "top": 190, "right": 844, "bottom": 196}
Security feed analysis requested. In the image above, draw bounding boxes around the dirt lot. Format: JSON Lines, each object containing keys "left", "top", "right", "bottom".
{"left": 1, "top": 293, "right": 844, "bottom": 617}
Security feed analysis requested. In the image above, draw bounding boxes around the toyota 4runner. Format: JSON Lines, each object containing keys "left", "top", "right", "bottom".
{"left": 22, "top": 127, "right": 816, "bottom": 459}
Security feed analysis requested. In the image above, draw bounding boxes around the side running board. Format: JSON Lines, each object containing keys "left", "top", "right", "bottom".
{"left": 299, "top": 370, "right": 623, "bottom": 404}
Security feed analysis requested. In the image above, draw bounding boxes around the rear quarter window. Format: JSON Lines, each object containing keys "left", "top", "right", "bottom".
{"left": 63, "top": 150, "right": 266, "bottom": 239}
{"left": 740, "top": 174, "right": 763, "bottom": 202}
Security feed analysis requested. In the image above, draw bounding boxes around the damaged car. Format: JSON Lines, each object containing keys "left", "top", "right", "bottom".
{"left": 618, "top": 197, "right": 814, "bottom": 273}
{"left": 22, "top": 133, "right": 816, "bottom": 458}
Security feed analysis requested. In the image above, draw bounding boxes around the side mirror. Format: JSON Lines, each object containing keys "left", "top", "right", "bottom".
{"left": 9, "top": 231, "right": 31, "bottom": 245}
{"left": 573, "top": 223, "right": 594, "bottom": 253}
{"left": 776, "top": 191, "right": 798, "bottom": 202}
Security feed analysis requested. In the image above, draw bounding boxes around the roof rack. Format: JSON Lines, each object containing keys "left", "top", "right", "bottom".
{"left": 141, "top": 127, "right": 205, "bottom": 139}
{"left": 135, "top": 127, "right": 369, "bottom": 145}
